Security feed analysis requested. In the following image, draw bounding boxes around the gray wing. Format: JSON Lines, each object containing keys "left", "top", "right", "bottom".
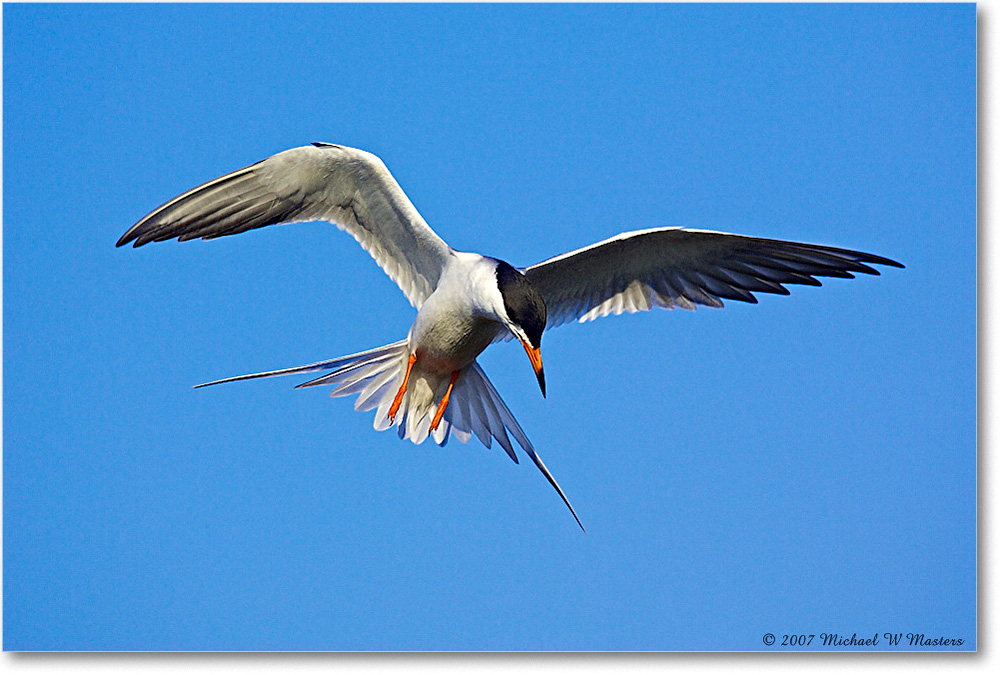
{"left": 117, "top": 143, "right": 454, "bottom": 308}
{"left": 524, "top": 227, "right": 903, "bottom": 329}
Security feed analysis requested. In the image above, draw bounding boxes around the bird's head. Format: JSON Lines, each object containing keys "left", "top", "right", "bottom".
{"left": 494, "top": 260, "right": 547, "bottom": 397}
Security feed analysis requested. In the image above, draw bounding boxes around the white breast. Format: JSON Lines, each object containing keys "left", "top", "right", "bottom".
{"left": 407, "top": 252, "right": 505, "bottom": 374}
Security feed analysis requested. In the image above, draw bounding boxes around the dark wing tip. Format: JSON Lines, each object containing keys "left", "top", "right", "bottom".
{"left": 850, "top": 250, "right": 905, "bottom": 272}
{"left": 118, "top": 213, "right": 164, "bottom": 248}
{"left": 116, "top": 228, "right": 138, "bottom": 248}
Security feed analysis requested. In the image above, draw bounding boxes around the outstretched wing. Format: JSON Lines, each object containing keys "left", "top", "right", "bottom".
{"left": 524, "top": 227, "right": 903, "bottom": 329}
{"left": 117, "top": 143, "right": 454, "bottom": 308}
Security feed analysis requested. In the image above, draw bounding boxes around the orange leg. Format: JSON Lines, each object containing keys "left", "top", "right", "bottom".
{"left": 430, "top": 370, "right": 461, "bottom": 432}
{"left": 387, "top": 353, "right": 417, "bottom": 422}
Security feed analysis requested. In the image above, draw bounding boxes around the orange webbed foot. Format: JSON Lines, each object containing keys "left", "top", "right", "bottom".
{"left": 387, "top": 353, "right": 417, "bottom": 422}
{"left": 429, "top": 370, "right": 460, "bottom": 432}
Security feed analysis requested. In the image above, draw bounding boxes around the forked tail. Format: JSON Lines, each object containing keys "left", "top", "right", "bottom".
{"left": 196, "top": 341, "right": 584, "bottom": 531}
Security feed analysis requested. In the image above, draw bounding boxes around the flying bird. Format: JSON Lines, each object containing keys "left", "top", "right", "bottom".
{"left": 118, "top": 143, "right": 903, "bottom": 531}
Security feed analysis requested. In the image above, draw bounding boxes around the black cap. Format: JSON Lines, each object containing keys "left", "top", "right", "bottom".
{"left": 494, "top": 260, "right": 547, "bottom": 348}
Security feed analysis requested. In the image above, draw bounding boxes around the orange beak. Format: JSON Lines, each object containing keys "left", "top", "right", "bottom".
{"left": 521, "top": 340, "right": 546, "bottom": 397}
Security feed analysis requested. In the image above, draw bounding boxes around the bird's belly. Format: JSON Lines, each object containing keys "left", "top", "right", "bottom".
{"left": 410, "top": 313, "right": 500, "bottom": 375}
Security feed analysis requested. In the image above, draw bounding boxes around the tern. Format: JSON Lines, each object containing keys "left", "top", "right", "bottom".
{"left": 118, "top": 143, "right": 903, "bottom": 530}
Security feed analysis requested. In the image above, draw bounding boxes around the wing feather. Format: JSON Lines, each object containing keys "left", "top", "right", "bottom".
{"left": 525, "top": 227, "right": 902, "bottom": 328}
{"left": 118, "top": 144, "right": 454, "bottom": 308}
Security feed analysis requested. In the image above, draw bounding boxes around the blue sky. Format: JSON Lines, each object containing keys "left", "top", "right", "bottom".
{"left": 3, "top": 3, "right": 975, "bottom": 651}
